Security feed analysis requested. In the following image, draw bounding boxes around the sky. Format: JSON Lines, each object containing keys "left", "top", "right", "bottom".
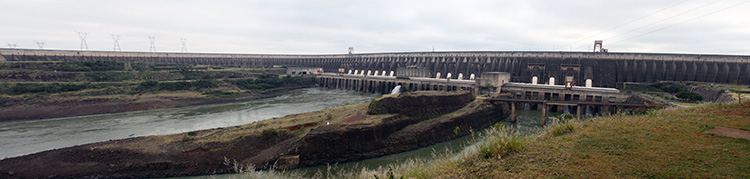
{"left": 1, "top": 0, "right": 749, "bottom": 55}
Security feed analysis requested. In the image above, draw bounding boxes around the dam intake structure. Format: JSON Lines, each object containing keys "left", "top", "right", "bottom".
{"left": 2, "top": 48, "right": 749, "bottom": 87}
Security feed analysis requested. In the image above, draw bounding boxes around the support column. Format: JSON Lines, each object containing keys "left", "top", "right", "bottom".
{"left": 576, "top": 105, "right": 582, "bottom": 120}
{"left": 601, "top": 106, "right": 610, "bottom": 115}
{"left": 541, "top": 103, "right": 548, "bottom": 126}
{"left": 511, "top": 102, "right": 517, "bottom": 122}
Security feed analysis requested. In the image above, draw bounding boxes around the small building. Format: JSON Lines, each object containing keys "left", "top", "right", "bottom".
{"left": 287, "top": 67, "right": 322, "bottom": 75}
{"left": 478, "top": 72, "right": 511, "bottom": 94}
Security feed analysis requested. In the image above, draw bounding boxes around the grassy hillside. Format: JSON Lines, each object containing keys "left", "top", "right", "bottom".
{"left": 267, "top": 101, "right": 749, "bottom": 178}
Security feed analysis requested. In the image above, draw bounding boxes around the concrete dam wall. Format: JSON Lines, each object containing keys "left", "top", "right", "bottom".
{"left": 2, "top": 48, "right": 749, "bottom": 87}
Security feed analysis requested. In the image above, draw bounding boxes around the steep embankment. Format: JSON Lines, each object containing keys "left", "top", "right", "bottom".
{"left": 420, "top": 102, "right": 750, "bottom": 178}
{"left": 0, "top": 91, "right": 508, "bottom": 178}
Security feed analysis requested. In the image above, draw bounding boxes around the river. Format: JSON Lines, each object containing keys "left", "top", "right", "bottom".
{"left": 0, "top": 88, "right": 379, "bottom": 159}
{"left": 0, "top": 88, "right": 560, "bottom": 178}
{"left": 178, "top": 107, "right": 559, "bottom": 178}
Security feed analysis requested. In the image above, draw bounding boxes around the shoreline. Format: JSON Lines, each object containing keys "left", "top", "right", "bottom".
{"left": 0, "top": 85, "right": 314, "bottom": 122}
{"left": 0, "top": 91, "right": 509, "bottom": 178}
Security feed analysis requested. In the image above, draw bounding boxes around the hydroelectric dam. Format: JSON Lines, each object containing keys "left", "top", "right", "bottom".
{"left": 2, "top": 48, "right": 749, "bottom": 88}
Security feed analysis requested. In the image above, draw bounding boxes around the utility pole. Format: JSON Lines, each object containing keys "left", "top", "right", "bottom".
{"left": 77, "top": 32, "right": 89, "bottom": 50}
{"left": 148, "top": 36, "right": 156, "bottom": 52}
{"left": 112, "top": 34, "right": 121, "bottom": 51}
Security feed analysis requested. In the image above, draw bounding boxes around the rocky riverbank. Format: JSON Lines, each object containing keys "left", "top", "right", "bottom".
{"left": 0, "top": 91, "right": 508, "bottom": 178}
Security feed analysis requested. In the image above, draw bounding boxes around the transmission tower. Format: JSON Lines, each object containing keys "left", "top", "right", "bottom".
{"left": 148, "top": 36, "right": 156, "bottom": 52}
{"left": 112, "top": 34, "right": 121, "bottom": 51}
{"left": 6, "top": 43, "right": 16, "bottom": 49}
{"left": 35, "top": 41, "right": 45, "bottom": 49}
{"left": 77, "top": 32, "right": 89, "bottom": 50}
{"left": 180, "top": 38, "right": 187, "bottom": 52}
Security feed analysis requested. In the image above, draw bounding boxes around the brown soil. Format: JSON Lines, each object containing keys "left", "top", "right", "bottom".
{"left": 703, "top": 126, "right": 750, "bottom": 140}
{"left": 343, "top": 109, "right": 371, "bottom": 122}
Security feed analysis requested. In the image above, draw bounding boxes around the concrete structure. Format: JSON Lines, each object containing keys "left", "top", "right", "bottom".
{"left": 490, "top": 83, "right": 650, "bottom": 125}
{"left": 2, "top": 48, "right": 749, "bottom": 87}
{"left": 478, "top": 72, "right": 511, "bottom": 94}
{"left": 316, "top": 73, "right": 476, "bottom": 94}
{"left": 314, "top": 70, "right": 653, "bottom": 126}
{"left": 395, "top": 66, "right": 430, "bottom": 78}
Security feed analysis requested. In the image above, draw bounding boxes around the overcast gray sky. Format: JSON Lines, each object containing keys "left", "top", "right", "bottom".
{"left": 1, "top": 0, "right": 749, "bottom": 54}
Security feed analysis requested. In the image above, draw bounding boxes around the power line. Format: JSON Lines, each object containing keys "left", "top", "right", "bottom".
{"left": 606, "top": 0, "right": 723, "bottom": 44}
{"left": 180, "top": 38, "right": 187, "bottom": 52}
{"left": 35, "top": 41, "right": 45, "bottom": 49}
{"left": 77, "top": 32, "right": 89, "bottom": 50}
{"left": 148, "top": 36, "right": 156, "bottom": 52}
{"left": 562, "top": 0, "right": 691, "bottom": 49}
{"left": 112, "top": 34, "right": 122, "bottom": 51}
{"left": 609, "top": 0, "right": 750, "bottom": 45}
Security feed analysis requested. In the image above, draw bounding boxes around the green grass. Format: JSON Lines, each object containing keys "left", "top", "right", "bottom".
{"left": 267, "top": 101, "right": 750, "bottom": 178}
{"left": 433, "top": 101, "right": 750, "bottom": 178}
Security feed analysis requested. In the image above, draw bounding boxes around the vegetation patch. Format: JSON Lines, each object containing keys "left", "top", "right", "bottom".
{"left": 476, "top": 127, "right": 526, "bottom": 159}
{"left": 3, "top": 82, "right": 101, "bottom": 95}
{"left": 284, "top": 101, "right": 750, "bottom": 178}
{"left": 229, "top": 74, "right": 309, "bottom": 90}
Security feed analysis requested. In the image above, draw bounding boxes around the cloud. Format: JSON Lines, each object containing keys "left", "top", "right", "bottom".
{"left": 1, "top": 0, "right": 749, "bottom": 55}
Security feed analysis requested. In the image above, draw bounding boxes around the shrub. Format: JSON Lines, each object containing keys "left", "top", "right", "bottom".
{"left": 557, "top": 113, "right": 574, "bottom": 122}
{"left": 549, "top": 122, "right": 574, "bottom": 137}
{"left": 6, "top": 83, "right": 97, "bottom": 95}
{"left": 261, "top": 129, "right": 278, "bottom": 139}
{"left": 676, "top": 91, "right": 703, "bottom": 101}
{"left": 86, "top": 71, "right": 133, "bottom": 81}
{"left": 229, "top": 73, "right": 309, "bottom": 91}
{"left": 477, "top": 128, "right": 525, "bottom": 159}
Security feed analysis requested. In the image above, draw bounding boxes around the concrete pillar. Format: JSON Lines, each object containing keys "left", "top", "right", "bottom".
{"left": 511, "top": 102, "right": 517, "bottom": 122}
{"left": 549, "top": 77, "right": 555, "bottom": 85}
{"left": 576, "top": 105, "right": 582, "bottom": 120}
{"left": 541, "top": 103, "right": 548, "bottom": 125}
